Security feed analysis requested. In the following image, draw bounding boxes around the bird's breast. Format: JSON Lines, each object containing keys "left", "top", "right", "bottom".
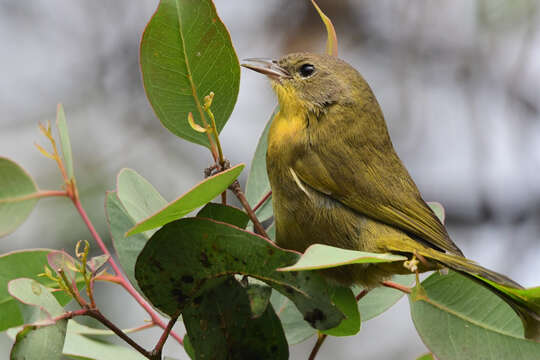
{"left": 267, "top": 110, "right": 307, "bottom": 156}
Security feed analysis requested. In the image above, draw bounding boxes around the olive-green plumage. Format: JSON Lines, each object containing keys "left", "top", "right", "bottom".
{"left": 244, "top": 52, "right": 518, "bottom": 289}
{"left": 242, "top": 53, "right": 540, "bottom": 339}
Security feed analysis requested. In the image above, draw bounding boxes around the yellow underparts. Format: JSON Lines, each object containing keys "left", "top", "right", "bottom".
{"left": 269, "top": 82, "right": 309, "bottom": 149}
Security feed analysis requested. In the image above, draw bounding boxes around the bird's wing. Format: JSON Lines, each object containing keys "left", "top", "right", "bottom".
{"left": 292, "top": 133, "right": 463, "bottom": 256}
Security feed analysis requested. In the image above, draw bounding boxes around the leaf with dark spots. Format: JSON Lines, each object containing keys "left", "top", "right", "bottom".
{"left": 182, "top": 278, "right": 288, "bottom": 360}
{"left": 135, "top": 217, "right": 348, "bottom": 331}
{"left": 304, "top": 308, "right": 325, "bottom": 327}
{"left": 197, "top": 202, "right": 249, "bottom": 229}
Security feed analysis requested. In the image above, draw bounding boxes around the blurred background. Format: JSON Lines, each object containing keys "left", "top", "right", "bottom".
{"left": 1, "top": 0, "right": 539, "bottom": 358}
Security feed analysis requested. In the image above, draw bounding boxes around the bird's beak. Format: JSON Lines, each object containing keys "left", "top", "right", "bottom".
{"left": 241, "top": 58, "right": 291, "bottom": 81}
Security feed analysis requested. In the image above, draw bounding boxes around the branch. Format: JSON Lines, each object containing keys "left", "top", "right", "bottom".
{"left": 71, "top": 195, "right": 183, "bottom": 345}
{"left": 253, "top": 190, "right": 271, "bottom": 212}
{"left": 0, "top": 190, "right": 68, "bottom": 203}
{"left": 150, "top": 314, "right": 180, "bottom": 360}
{"left": 308, "top": 332, "right": 327, "bottom": 360}
{"left": 50, "top": 309, "right": 150, "bottom": 359}
{"left": 229, "top": 180, "right": 268, "bottom": 238}
{"left": 381, "top": 280, "right": 412, "bottom": 294}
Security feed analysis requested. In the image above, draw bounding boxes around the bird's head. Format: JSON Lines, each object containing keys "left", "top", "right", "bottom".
{"left": 242, "top": 52, "right": 366, "bottom": 115}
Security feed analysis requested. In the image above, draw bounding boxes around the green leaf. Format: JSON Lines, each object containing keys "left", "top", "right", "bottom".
{"left": 55, "top": 103, "right": 74, "bottom": 180}
{"left": 0, "top": 249, "right": 79, "bottom": 331}
{"left": 116, "top": 168, "right": 168, "bottom": 235}
{"left": 266, "top": 222, "right": 276, "bottom": 241}
{"left": 7, "top": 320, "right": 146, "bottom": 360}
{"left": 9, "top": 279, "right": 67, "bottom": 360}
{"left": 355, "top": 274, "right": 415, "bottom": 321}
{"left": 245, "top": 109, "right": 276, "bottom": 224}
{"left": 183, "top": 335, "right": 195, "bottom": 359}
{"left": 106, "top": 191, "right": 151, "bottom": 293}
{"left": 320, "top": 286, "right": 360, "bottom": 337}
{"left": 196, "top": 202, "right": 249, "bottom": 229}
{"left": 310, "top": 0, "right": 338, "bottom": 56}
{"left": 140, "top": 0, "right": 240, "bottom": 147}
{"left": 245, "top": 282, "right": 272, "bottom": 318}
{"left": 469, "top": 276, "right": 540, "bottom": 340}
{"left": 0, "top": 157, "right": 39, "bottom": 237}
{"left": 270, "top": 291, "right": 316, "bottom": 345}
{"left": 278, "top": 244, "right": 407, "bottom": 271}
{"left": 410, "top": 271, "right": 540, "bottom": 360}
{"left": 416, "top": 354, "right": 435, "bottom": 360}
{"left": 126, "top": 164, "right": 244, "bottom": 236}
{"left": 182, "top": 278, "right": 288, "bottom": 360}
{"left": 63, "top": 321, "right": 146, "bottom": 360}
{"left": 427, "top": 202, "right": 445, "bottom": 224}
{"left": 135, "top": 217, "right": 347, "bottom": 330}
{"left": 67, "top": 319, "right": 159, "bottom": 338}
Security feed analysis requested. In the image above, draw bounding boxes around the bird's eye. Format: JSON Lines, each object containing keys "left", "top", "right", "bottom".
{"left": 299, "top": 64, "right": 315, "bottom": 77}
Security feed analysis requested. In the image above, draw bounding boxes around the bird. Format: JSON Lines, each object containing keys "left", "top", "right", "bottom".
{"left": 242, "top": 52, "right": 539, "bottom": 340}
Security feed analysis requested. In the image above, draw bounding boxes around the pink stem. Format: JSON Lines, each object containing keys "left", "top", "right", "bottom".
{"left": 71, "top": 196, "right": 183, "bottom": 345}
{"left": 0, "top": 190, "right": 68, "bottom": 203}
{"left": 253, "top": 190, "right": 272, "bottom": 212}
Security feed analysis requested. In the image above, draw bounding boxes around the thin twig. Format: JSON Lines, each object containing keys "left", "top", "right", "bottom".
{"left": 381, "top": 280, "right": 412, "bottom": 294}
{"left": 71, "top": 196, "right": 184, "bottom": 345}
{"left": 0, "top": 190, "right": 68, "bottom": 203}
{"left": 229, "top": 180, "right": 268, "bottom": 238}
{"left": 150, "top": 314, "right": 180, "bottom": 360}
{"left": 253, "top": 190, "right": 272, "bottom": 212}
{"left": 49, "top": 309, "right": 155, "bottom": 359}
{"left": 355, "top": 288, "right": 369, "bottom": 301}
{"left": 308, "top": 332, "right": 327, "bottom": 360}
{"left": 86, "top": 309, "right": 151, "bottom": 358}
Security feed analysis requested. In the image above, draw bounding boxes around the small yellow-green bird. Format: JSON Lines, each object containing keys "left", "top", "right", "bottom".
{"left": 242, "top": 53, "right": 539, "bottom": 340}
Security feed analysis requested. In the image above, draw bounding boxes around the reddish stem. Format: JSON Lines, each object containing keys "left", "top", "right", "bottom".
{"left": 150, "top": 314, "right": 180, "bottom": 359}
{"left": 71, "top": 196, "right": 183, "bottom": 345}
{"left": 355, "top": 288, "right": 369, "bottom": 301}
{"left": 0, "top": 190, "right": 68, "bottom": 203}
{"left": 308, "top": 333, "right": 327, "bottom": 360}
{"left": 381, "top": 280, "right": 412, "bottom": 294}
{"left": 253, "top": 190, "right": 272, "bottom": 212}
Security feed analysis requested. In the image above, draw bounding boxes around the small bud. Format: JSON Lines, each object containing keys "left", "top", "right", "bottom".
{"left": 188, "top": 112, "right": 208, "bottom": 133}
{"left": 203, "top": 91, "right": 215, "bottom": 109}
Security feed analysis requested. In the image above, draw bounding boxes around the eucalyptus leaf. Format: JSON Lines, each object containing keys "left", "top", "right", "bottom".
{"left": 320, "top": 286, "right": 360, "bottom": 337}
{"left": 427, "top": 202, "right": 445, "bottom": 224}
{"left": 245, "top": 109, "right": 276, "bottom": 224}
{"left": 106, "top": 191, "right": 151, "bottom": 293}
{"left": 126, "top": 164, "right": 244, "bottom": 236}
{"left": 135, "top": 217, "right": 347, "bottom": 331}
{"left": 410, "top": 271, "right": 540, "bottom": 360}
{"left": 196, "top": 202, "right": 249, "bottom": 229}
{"left": 9, "top": 279, "right": 67, "bottom": 360}
{"left": 140, "top": 0, "right": 240, "bottom": 147}
{"left": 116, "top": 168, "right": 168, "bottom": 236}
{"left": 0, "top": 249, "right": 80, "bottom": 331}
{"left": 270, "top": 291, "right": 316, "bottom": 345}
{"left": 0, "top": 157, "right": 39, "bottom": 237}
{"left": 278, "top": 244, "right": 407, "bottom": 272}
{"left": 182, "top": 278, "right": 288, "bottom": 360}
{"left": 55, "top": 103, "right": 74, "bottom": 180}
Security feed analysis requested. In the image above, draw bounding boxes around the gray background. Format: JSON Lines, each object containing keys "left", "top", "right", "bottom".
{"left": 1, "top": 0, "right": 539, "bottom": 358}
